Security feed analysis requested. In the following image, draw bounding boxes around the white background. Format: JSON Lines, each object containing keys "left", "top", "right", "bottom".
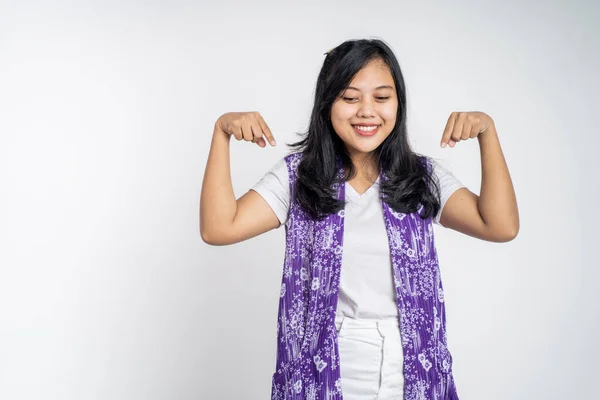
{"left": 1, "top": 0, "right": 598, "bottom": 399}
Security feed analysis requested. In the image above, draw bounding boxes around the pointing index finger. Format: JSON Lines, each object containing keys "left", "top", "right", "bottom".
{"left": 257, "top": 114, "right": 276, "bottom": 146}
{"left": 441, "top": 113, "right": 457, "bottom": 147}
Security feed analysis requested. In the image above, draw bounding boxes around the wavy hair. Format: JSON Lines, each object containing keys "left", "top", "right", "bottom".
{"left": 286, "top": 38, "right": 441, "bottom": 221}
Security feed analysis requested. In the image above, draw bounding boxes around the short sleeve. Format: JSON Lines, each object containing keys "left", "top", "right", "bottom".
{"left": 429, "top": 158, "right": 466, "bottom": 226}
{"left": 250, "top": 157, "right": 291, "bottom": 228}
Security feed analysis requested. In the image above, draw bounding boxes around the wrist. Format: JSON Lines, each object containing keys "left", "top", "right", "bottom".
{"left": 214, "top": 120, "right": 230, "bottom": 141}
{"left": 479, "top": 119, "right": 497, "bottom": 140}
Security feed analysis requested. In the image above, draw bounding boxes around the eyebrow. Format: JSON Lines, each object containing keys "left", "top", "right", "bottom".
{"left": 346, "top": 85, "right": 394, "bottom": 91}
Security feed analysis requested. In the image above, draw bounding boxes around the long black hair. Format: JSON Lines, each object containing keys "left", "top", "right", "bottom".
{"left": 287, "top": 38, "right": 441, "bottom": 221}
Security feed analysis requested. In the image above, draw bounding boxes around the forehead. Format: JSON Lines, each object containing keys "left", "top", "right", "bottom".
{"left": 347, "top": 59, "right": 395, "bottom": 90}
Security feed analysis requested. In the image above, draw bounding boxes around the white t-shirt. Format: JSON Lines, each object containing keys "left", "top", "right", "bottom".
{"left": 251, "top": 156, "right": 465, "bottom": 320}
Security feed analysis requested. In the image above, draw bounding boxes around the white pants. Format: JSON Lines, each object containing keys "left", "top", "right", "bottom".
{"left": 334, "top": 315, "right": 405, "bottom": 400}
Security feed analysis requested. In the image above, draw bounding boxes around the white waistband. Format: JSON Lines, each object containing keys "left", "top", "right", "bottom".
{"left": 334, "top": 314, "right": 400, "bottom": 329}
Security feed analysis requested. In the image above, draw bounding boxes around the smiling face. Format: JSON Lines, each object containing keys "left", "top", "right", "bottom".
{"left": 330, "top": 58, "right": 398, "bottom": 166}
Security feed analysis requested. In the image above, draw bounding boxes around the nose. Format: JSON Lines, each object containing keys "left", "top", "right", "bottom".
{"left": 357, "top": 98, "right": 376, "bottom": 118}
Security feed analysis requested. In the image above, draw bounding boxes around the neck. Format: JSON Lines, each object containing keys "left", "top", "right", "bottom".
{"left": 347, "top": 151, "right": 379, "bottom": 181}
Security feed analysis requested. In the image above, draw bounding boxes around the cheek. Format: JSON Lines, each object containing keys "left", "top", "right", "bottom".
{"left": 381, "top": 104, "right": 398, "bottom": 122}
{"left": 331, "top": 103, "right": 355, "bottom": 121}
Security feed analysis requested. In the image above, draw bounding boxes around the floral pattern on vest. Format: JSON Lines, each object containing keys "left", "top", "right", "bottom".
{"left": 271, "top": 152, "right": 459, "bottom": 400}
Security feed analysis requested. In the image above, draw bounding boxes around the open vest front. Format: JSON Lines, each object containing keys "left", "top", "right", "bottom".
{"left": 270, "top": 152, "right": 459, "bottom": 400}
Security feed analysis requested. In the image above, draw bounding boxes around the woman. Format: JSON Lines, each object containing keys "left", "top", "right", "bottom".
{"left": 200, "top": 38, "right": 518, "bottom": 400}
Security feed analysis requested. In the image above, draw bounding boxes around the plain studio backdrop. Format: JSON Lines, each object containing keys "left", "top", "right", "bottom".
{"left": 1, "top": 1, "right": 598, "bottom": 399}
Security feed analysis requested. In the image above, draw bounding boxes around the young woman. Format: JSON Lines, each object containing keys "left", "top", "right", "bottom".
{"left": 200, "top": 38, "right": 518, "bottom": 400}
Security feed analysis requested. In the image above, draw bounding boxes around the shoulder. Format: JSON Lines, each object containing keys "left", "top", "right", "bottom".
{"left": 284, "top": 151, "right": 304, "bottom": 167}
{"left": 415, "top": 154, "right": 436, "bottom": 172}
{"left": 419, "top": 155, "right": 453, "bottom": 180}
{"left": 284, "top": 151, "right": 303, "bottom": 163}
{"left": 283, "top": 151, "right": 304, "bottom": 180}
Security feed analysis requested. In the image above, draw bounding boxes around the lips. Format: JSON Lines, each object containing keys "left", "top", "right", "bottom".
{"left": 352, "top": 124, "right": 380, "bottom": 137}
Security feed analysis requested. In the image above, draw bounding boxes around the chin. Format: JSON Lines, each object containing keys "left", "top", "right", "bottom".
{"left": 349, "top": 142, "right": 381, "bottom": 154}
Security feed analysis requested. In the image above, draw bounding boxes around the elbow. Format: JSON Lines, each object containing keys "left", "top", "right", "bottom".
{"left": 200, "top": 228, "right": 213, "bottom": 245}
{"left": 200, "top": 217, "right": 219, "bottom": 245}
{"left": 494, "top": 224, "right": 519, "bottom": 243}
{"left": 200, "top": 228, "right": 232, "bottom": 246}
{"left": 200, "top": 228, "right": 220, "bottom": 246}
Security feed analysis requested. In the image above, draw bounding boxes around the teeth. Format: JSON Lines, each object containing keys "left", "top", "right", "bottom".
{"left": 355, "top": 125, "right": 378, "bottom": 131}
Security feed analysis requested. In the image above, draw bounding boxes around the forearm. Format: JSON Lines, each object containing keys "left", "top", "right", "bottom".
{"left": 199, "top": 122, "right": 237, "bottom": 240}
{"left": 477, "top": 121, "right": 519, "bottom": 238}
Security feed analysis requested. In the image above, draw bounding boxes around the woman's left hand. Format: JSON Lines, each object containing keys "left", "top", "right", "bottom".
{"left": 440, "top": 111, "right": 494, "bottom": 148}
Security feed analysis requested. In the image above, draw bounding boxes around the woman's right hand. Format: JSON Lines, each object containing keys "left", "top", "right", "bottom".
{"left": 216, "top": 111, "right": 277, "bottom": 148}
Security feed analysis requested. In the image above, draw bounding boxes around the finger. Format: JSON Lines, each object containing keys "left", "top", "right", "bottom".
{"left": 256, "top": 137, "right": 266, "bottom": 147}
{"left": 441, "top": 113, "right": 457, "bottom": 147}
{"left": 256, "top": 114, "right": 277, "bottom": 146}
{"left": 251, "top": 134, "right": 263, "bottom": 147}
{"left": 451, "top": 113, "right": 466, "bottom": 143}
{"left": 448, "top": 139, "right": 456, "bottom": 147}
{"left": 241, "top": 124, "right": 253, "bottom": 141}
{"left": 461, "top": 121, "right": 471, "bottom": 140}
{"left": 251, "top": 123, "right": 265, "bottom": 144}
{"left": 469, "top": 122, "right": 479, "bottom": 138}
{"left": 232, "top": 126, "right": 243, "bottom": 141}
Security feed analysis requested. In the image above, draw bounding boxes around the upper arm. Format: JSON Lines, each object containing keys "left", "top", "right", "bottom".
{"left": 439, "top": 188, "right": 513, "bottom": 242}
{"left": 202, "top": 190, "right": 281, "bottom": 246}
{"left": 202, "top": 157, "right": 289, "bottom": 246}
{"left": 439, "top": 188, "right": 488, "bottom": 239}
{"left": 430, "top": 157, "right": 509, "bottom": 242}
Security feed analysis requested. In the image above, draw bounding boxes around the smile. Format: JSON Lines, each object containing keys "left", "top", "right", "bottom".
{"left": 352, "top": 124, "right": 380, "bottom": 136}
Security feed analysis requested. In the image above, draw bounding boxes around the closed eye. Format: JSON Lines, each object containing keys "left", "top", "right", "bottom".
{"left": 343, "top": 97, "right": 390, "bottom": 101}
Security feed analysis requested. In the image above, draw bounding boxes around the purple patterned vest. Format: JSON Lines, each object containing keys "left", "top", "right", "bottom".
{"left": 270, "top": 152, "right": 459, "bottom": 400}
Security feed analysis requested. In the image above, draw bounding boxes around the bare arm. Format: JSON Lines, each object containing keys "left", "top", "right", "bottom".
{"left": 439, "top": 113, "right": 519, "bottom": 242}
{"left": 200, "top": 114, "right": 280, "bottom": 246}
{"left": 199, "top": 123, "right": 237, "bottom": 243}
